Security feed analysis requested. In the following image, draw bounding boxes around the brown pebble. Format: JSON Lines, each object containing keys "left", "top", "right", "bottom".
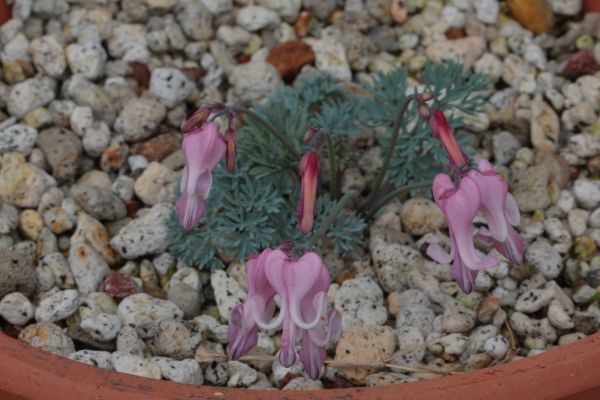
{"left": 130, "top": 132, "right": 180, "bottom": 162}
{"left": 294, "top": 11, "right": 313, "bottom": 37}
{"left": 507, "top": 0, "right": 554, "bottom": 34}
{"left": 266, "top": 40, "right": 315, "bottom": 82}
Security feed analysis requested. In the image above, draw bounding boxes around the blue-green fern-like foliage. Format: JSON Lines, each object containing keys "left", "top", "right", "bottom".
{"left": 361, "top": 61, "right": 490, "bottom": 188}
{"left": 168, "top": 61, "right": 489, "bottom": 269}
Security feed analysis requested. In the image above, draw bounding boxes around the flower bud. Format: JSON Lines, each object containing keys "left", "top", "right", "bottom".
{"left": 224, "top": 127, "right": 237, "bottom": 173}
{"left": 182, "top": 107, "right": 212, "bottom": 133}
{"left": 303, "top": 126, "right": 321, "bottom": 143}
{"left": 297, "top": 151, "right": 319, "bottom": 235}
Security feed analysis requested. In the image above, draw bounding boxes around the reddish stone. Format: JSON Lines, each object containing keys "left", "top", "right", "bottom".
{"left": 0, "top": 0, "right": 11, "bottom": 26}
{"left": 563, "top": 50, "right": 598, "bottom": 79}
{"left": 445, "top": 28, "right": 466, "bottom": 39}
{"left": 104, "top": 272, "right": 140, "bottom": 302}
{"left": 294, "top": 11, "right": 313, "bottom": 37}
{"left": 130, "top": 132, "right": 180, "bottom": 161}
{"left": 237, "top": 53, "right": 250, "bottom": 64}
{"left": 180, "top": 67, "right": 205, "bottom": 81}
{"left": 584, "top": 0, "right": 600, "bottom": 14}
{"left": 125, "top": 199, "right": 143, "bottom": 219}
{"left": 266, "top": 40, "right": 315, "bottom": 82}
{"left": 129, "top": 62, "right": 150, "bottom": 88}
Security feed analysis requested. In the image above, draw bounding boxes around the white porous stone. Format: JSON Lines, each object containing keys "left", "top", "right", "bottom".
{"left": 515, "top": 288, "right": 554, "bottom": 313}
{"left": 236, "top": 6, "right": 281, "bottom": 32}
{"left": 66, "top": 42, "right": 107, "bottom": 80}
{"left": 111, "top": 352, "right": 162, "bottom": 379}
{"left": 483, "top": 335, "right": 509, "bottom": 359}
{"left": 69, "top": 350, "right": 113, "bottom": 369}
{"left": 547, "top": 300, "right": 574, "bottom": 330}
{"left": 306, "top": 37, "right": 352, "bottom": 81}
{"left": 334, "top": 276, "right": 388, "bottom": 328}
{"left": 476, "top": 0, "right": 499, "bottom": 23}
{"left": 35, "top": 289, "right": 79, "bottom": 323}
{"left": 0, "top": 292, "right": 34, "bottom": 325}
{"left": 114, "top": 98, "right": 166, "bottom": 142}
{"left": 0, "top": 124, "right": 37, "bottom": 155}
{"left": 210, "top": 270, "right": 246, "bottom": 322}
{"left": 151, "top": 357, "right": 204, "bottom": 384}
{"left": 8, "top": 77, "right": 56, "bottom": 118}
{"left": 117, "top": 293, "right": 183, "bottom": 338}
{"left": 110, "top": 203, "right": 173, "bottom": 259}
{"left": 149, "top": 68, "right": 195, "bottom": 108}
{"left": 574, "top": 179, "right": 600, "bottom": 210}
{"left": 227, "top": 360, "right": 258, "bottom": 387}
{"left": 524, "top": 240, "right": 562, "bottom": 279}
{"left": 81, "top": 313, "right": 122, "bottom": 341}
{"left": 69, "top": 241, "right": 110, "bottom": 293}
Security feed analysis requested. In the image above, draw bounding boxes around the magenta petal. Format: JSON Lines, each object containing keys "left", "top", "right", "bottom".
{"left": 227, "top": 304, "right": 258, "bottom": 360}
{"left": 299, "top": 330, "right": 326, "bottom": 380}
{"left": 478, "top": 227, "right": 524, "bottom": 266}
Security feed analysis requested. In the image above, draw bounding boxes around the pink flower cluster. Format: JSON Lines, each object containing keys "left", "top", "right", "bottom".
{"left": 426, "top": 110, "right": 524, "bottom": 293}
{"left": 227, "top": 248, "right": 341, "bottom": 379}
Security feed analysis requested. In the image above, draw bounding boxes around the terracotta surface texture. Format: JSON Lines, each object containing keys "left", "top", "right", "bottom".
{"left": 1, "top": 332, "right": 600, "bottom": 399}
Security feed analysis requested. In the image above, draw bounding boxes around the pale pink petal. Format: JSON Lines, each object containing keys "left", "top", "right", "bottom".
{"left": 299, "top": 330, "right": 326, "bottom": 380}
{"left": 443, "top": 178, "right": 497, "bottom": 270}
{"left": 175, "top": 192, "right": 206, "bottom": 231}
{"left": 279, "top": 315, "right": 297, "bottom": 367}
{"left": 427, "top": 243, "right": 453, "bottom": 264}
{"left": 451, "top": 256, "right": 479, "bottom": 294}
{"left": 468, "top": 169, "right": 509, "bottom": 242}
{"left": 505, "top": 193, "right": 520, "bottom": 226}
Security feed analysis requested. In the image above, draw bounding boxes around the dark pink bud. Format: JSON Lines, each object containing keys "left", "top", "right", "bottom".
{"left": 182, "top": 107, "right": 212, "bottom": 133}
{"left": 297, "top": 151, "right": 319, "bottom": 235}
{"left": 224, "top": 127, "right": 236, "bottom": 173}
{"left": 429, "top": 109, "right": 469, "bottom": 168}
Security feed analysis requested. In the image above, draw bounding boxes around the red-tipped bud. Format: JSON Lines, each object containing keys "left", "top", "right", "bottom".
{"left": 428, "top": 109, "right": 469, "bottom": 168}
{"left": 303, "top": 126, "right": 321, "bottom": 143}
{"left": 297, "top": 151, "right": 319, "bottom": 235}
{"left": 224, "top": 127, "right": 236, "bottom": 173}
{"left": 182, "top": 107, "right": 212, "bottom": 133}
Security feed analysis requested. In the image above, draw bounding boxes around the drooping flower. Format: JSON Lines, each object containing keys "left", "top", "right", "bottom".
{"left": 297, "top": 150, "right": 319, "bottom": 235}
{"left": 428, "top": 109, "right": 469, "bottom": 168}
{"left": 427, "top": 172, "right": 498, "bottom": 293}
{"left": 175, "top": 122, "right": 226, "bottom": 231}
{"left": 228, "top": 248, "right": 341, "bottom": 379}
{"left": 427, "top": 159, "right": 525, "bottom": 292}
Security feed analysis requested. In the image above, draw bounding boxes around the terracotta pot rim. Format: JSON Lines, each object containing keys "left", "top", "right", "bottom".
{"left": 1, "top": 331, "right": 600, "bottom": 399}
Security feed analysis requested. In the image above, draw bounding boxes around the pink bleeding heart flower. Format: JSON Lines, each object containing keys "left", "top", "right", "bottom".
{"left": 175, "top": 122, "right": 226, "bottom": 231}
{"left": 427, "top": 173, "right": 498, "bottom": 293}
{"left": 297, "top": 150, "right": 319, "bottom": 235}
{"left": 227, "top": 248, "right": 341, "bottom": 380}
{"left": 428, "top": 109, "right": 469, "bottom": 169}
{"left": 427, "top": 160, "right": 525, "bottom": 293}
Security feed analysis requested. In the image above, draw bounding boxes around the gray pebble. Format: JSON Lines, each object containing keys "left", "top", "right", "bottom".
{"left": 110, "top": 203, "right": 173, "bottom": 259}
{"left": 35, "top": 289, "right": 79, "bottom": 323}
{"left": 68, "top": 350, "right": 113, "bottom": 369}
{"left": 0, "top": 124, "right": 38, "bottom": 155}
{"left": 0, "top": 292, "right": 34, "bottom": 325}
{"left": 117, "top": 293, "right": 183, "bottom": 338}
{"left": 81, "top": 313, "right": 122, "bottom": 341}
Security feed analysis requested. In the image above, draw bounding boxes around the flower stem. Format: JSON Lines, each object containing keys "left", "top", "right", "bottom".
{"left": 225, "top": 106, "right": 300, "bottom": 159}
{"left": 309, "top": 192, "right": 354, "bottom": 246}
{"left": 362, "top": 96, "right": 415, "bottom": 211}
{"left": 364, "top": 181, "right": 431, "bottom": 220}
{"left": 325, "top": 135, "right": 338, "bottom": 199}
